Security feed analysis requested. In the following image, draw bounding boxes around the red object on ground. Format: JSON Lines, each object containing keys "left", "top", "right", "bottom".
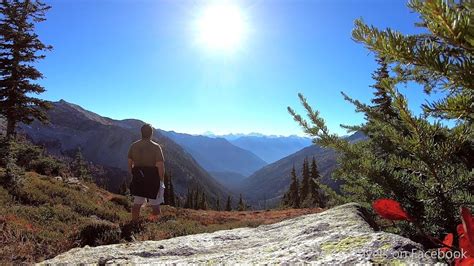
{"left": 459, "top": 207, "right": 474, "bottom": 258}
{"left": 371, "top": 199, "right": 474, "bottom": 264}
{"left": 372, "top": 199, "right": 411, "bottom": 221}
{"left": 440, "top": 233, "right": 454, "bottom": 253}
{"left": 147, "top": 214, "right": 159, "bottom": 222}
{"left": 455, "top": 256, "right": 474, "bottom": 266}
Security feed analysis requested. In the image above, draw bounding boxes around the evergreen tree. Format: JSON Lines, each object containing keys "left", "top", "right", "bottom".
{"left": 163, "top": 172, "right": 176, "bottom": 206}
{"left": 184, "top": 188, "right": 192, "bottom": 209}
{"left": 237, "top": 193, "right": 246, "bottom": 211}
{"left": 118, "top": 180, "right": 129, "bottom": 196}
{"left": 175, "top": 196, "right": 181, "bottom": 208}
{"left": 168, "top": 173, "right": 175, "bottom": 206}
{"left": 71, "top": 147, "right": 90, "bottom": 181}
{"left": 284, "top": 165, "right": 300, "bottom": 208}
{"left": 370, "top": 56, "right": 395, "bottom": 118}
{"left": 309, "top": 157, "right": 323, "bottom": 207}
{"left": 0, "top": 0, "right": 52, "bottom": 138}
{"left": 199, "top": 192, "right": 208, "bottom": 210}
{"left": 185, "top": 187, "right": 196, "bottom": 209}
{"left": 215, "top": 197, "right": 221, "bottom": 211}
{"left": 193, "top": 187, "right": 199, "bottom": 210}
{"left": 225, "top": 195, "right": 232, "bottom": 211}
{"left": 282, "top": 165, "right": 300, "bottom": 208}
{"left": 281, "top": 189, "right": 290, "bottom": 207}
{"left": 288, "top": 0, "right": 473, "bottom": 240}
{"left": 299, "top": 158, "right": 310, "bottom": 206}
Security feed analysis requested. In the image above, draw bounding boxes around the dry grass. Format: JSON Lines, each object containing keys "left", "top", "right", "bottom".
{"left": 171, "top": 206, "right": 323, "bottom": 226}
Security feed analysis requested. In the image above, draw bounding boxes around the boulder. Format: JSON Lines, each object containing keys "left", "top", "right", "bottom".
{"left": 65, "top": 177, "right": 80, "bottom": 184}
{"left": 40, "top": 203, "right": 438, "bottom": 264}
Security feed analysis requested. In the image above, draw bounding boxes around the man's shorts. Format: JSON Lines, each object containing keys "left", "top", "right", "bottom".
{"left": 133, "top": 195, "right": 161, "bottom": 206}
{"left": 133, "top": 181, "right": 165, "bottom": 206}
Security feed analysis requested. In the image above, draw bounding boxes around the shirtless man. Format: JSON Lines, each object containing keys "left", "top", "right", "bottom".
{"left": 127, "top": 124, "right": 165, "bottom": 221}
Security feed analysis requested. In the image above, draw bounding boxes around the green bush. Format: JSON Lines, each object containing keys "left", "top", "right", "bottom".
{"left": 161, "top": 219, "right": 205, "bottom": 237}
{"left": 29, "top": 156, "right": 66, "bottom": 176}
{"left": 0, "top": 186, "right": 11, "bottom": 205}
{"left": 120, "top": 220, "right": 145, "bottom": 241}
{"left": 73, "top": 200, "right": 121, "bottom": 222}
{"left": 78, "top": 220, "right": 121, "bottom": 247}
{"left": 15, "top": 143, "right": 42, "bottom": 168}
{"left": 0, "top": 137, "right": 68, "bottom": 177}
{"left": 13, "top": 175, "right": 64, "bottom": 205}
{"left": 15, "top": 205, "right": 78, "bottom": 227}
{"left": 110, "top": 196, "right": 132, "bottom": 212}
{"left": 0, "top": 138, "right": 25, "bottom": 189}
{"left": 14, "top": 184, "right": 50, "bottom": 205}
{"left": 0, "top": 137, "right": 40, "bottom": 167}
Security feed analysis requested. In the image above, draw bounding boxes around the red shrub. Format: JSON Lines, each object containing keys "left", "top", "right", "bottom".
{"left": 372, "top": 199, "right": 411, "bottom": 221}
{"left": 373, "top": 199, "right": 474, "bottom": 265}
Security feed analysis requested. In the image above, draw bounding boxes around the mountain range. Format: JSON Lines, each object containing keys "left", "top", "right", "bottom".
{"left": 4, "top": 99, "right": 365, "bottom": 209}
{"left": 227, "top": 135, "right": 312, "bottom": 163}
{"left": 203, "top": 132, "right": 313, "bottom": 163}
{"left": 237, "top": 131, "right": 366, "bottom": 208}
{"left": 160, "top": 131, "right": 267, "bottom": 177}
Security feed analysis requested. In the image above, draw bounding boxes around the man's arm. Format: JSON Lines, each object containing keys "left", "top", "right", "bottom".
{"left": 156, "top": 161, "right": 165, "bottom": 182}
{"left": 128, "top": 159, "right": 134, "bottom": 175}
{"left": 156, "top": 145, "right": 165, "bottom": 182}
{"left": 127, "top": 144, "right": 134, "bottom": 175}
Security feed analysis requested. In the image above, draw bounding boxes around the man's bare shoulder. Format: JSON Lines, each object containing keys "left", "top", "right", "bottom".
{"left": 130, "top": 139, "right": 142, "bottom": 147}
{"left": 151, "top": 140, "right": 164, "bottom": 161}
{"left": 150, "top": 140, "right": 162, "bottom": 148}
{"left": 129, "top": 139, "right": 145, "bottom": 151}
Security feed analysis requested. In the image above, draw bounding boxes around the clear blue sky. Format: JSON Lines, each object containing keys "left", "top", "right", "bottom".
{"left": 35, "top": 0, "right": 427, "bottom": 136}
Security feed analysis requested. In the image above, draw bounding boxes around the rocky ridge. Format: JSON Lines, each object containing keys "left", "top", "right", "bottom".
{"left": 41, "top": 203, "right": 437, "bottom": 264}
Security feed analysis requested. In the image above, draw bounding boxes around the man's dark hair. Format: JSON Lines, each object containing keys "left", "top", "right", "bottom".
{"left": 141, "top": 124, "right": 153, "bottom": 139}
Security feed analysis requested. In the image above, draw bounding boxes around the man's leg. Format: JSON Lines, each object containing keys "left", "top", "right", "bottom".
{"left": 132, "top": 204, "right": 142, "bottom": 221}
{"left": 148, "top": 196, "right": 162, "bottom": 220}
{"left": 150, "top": 182, "right": 164, "bottom": 217}
{"left": 151, "top": 204, "right": 161, "bottom": 216}
{"left": 132, "top": 196, "right": 145, "bottom": 221}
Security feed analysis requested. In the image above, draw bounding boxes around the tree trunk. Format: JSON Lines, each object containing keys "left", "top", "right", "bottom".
{"left": 6, "top": 119, "right": 16, "bottom": 139}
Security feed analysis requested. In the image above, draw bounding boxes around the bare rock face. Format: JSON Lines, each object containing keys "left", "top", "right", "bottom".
{"left": 40, "top": 203, "right": 437, "bottom": 264}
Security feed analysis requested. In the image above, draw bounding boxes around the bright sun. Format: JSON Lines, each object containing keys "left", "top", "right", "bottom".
{"left": 195, "top": 3, "right": 248, "bottom": 52}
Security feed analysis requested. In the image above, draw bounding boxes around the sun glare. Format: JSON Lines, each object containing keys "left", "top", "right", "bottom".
{"left": 195, "top": 3, "right": 248, "bottom": 52}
